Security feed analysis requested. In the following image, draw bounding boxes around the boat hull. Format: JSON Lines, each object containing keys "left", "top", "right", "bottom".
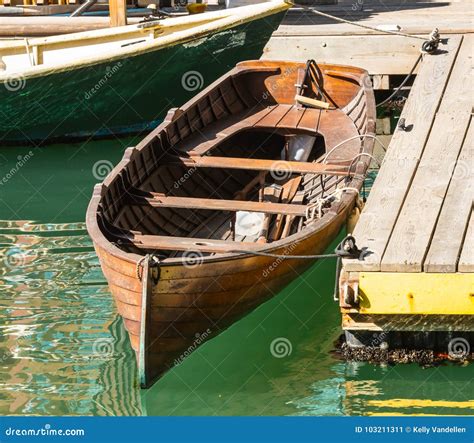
{"left": 0, "top": 11, "right": 285, "bottom": 144}
{"left": 86, "top": 58, "right": 376, "bottom": 387}
{"left": 94, "top": 206, "right": 349, "bottom": 387}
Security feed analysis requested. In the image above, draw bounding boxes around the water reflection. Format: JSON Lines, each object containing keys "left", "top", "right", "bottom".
{"left": 0, "top": 140, "right": 472, "bottom": 417}
{"left": 290, "top": 361, "right": 474, "bottom": 416}
{"left": 0, "top": 220, "right": 141, "bottom": 416}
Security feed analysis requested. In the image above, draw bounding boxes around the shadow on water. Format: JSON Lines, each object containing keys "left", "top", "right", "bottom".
{"left": 0, "top": 140, "right": 472, "bottom": 416}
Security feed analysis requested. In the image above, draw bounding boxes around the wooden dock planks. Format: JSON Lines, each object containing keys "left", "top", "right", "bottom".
{"left": 264, "top": 2, "right": 474, "bottom": 76}
{"left": 344, "top": 35, "right": 463, "bottom": 272}
{"left": 424, "top": 117, "right": 473, "bottom": 273}
{"left": 458, "top": 210, "right": 474, "bottom": 273}
{"left": 382, "top": 36, "right": 473, "bottom": 272}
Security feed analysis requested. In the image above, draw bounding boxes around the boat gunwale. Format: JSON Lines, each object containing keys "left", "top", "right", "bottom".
{"left": 86, "top": 61, "right": 376, "bottom": 268}
{"left": 0, "top": 1, "right": 291, "bottom": 81}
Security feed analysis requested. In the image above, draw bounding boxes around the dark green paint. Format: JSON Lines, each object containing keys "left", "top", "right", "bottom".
{"left": 0, "top": 12, "right": 285, "bottom": 143}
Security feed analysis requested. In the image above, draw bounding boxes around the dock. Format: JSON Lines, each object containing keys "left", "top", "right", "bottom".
{"left": 265, "top": 1, "right": 471, "bottom": 76}
{"left": 264, "top": 1, "right": 474, "bottom": 352}
{"left": 339, "top": 34, "right": 473, "bottom": 348}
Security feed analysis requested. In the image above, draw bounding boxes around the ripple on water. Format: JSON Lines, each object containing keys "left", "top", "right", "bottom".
{"left": 1, "top": 220, "right": 473, "bottom": 417}
{"left": 0, "top": 220, "right": 141, "bottom": 416}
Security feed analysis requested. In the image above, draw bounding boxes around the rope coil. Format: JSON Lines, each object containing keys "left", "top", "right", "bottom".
{"left": 306, "top": 187, "right": 360, "bottom": 220}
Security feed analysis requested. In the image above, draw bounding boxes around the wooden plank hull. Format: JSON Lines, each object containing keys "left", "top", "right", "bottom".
{"left": 95, "top": 205, "right": 348, "bottom": 386}
{"left": 86, "top": 59, "right": 376, "bottom": 387}
{"left": 0, "top": 11, "right": 286, "bottom": 144}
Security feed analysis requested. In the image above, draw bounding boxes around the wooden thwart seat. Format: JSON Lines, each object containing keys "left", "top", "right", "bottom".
{"left": 128, "top": 194, "right": 309, "bottom": 217}
{"left": 133, "top": 235, "right": 263, "bottom": 253}
{"left": 173, "top": 156, "right": 350, "bottom": 176}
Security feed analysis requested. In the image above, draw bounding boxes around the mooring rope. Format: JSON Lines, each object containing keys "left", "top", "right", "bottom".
{"left": 376, "top": 54, "right": 422, "bottom": 108}
{"left": 230, "top": 234, "right": 363, "bottom": 261}
{"left": 230, "top": 250, "right": 339, "bottom": 259}
{"left": 322, "top": 134, "right": 387, "bottom": 164}
{"left": 297, "top": 6, "right": 437, "bottom": 43}
{"left": 296, "top": 6, "right": 442, "bottom": 110}
{"left": 348, "top": 152, "right": 381, "bottom": 172}
{"left": 136, "top": 255, "right": 147, "bottom": 281}
{"left": 24, "top": 38, "right": 34, "bottom": 67}
{"left": 307, "top": 186, "right": 360, "bottom": 220}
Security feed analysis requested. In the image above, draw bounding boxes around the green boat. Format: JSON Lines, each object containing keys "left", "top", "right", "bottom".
{"left": 0, "top": 1, "right": 291, "bottom": 144}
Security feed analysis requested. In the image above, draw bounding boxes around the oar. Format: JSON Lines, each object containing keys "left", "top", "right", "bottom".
{"left": 269, "top": 175, "right": 302, "bottom": 241}
{"left": 257, "top": 184, "right": 282, "bottom": 243}
{"left": 281, "top": 190, "right": 305, "bottom": 239}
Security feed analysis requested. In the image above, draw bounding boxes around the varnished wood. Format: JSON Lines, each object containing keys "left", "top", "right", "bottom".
{"left": 129, "top": 194, "right": 310, "bottom": 217}
{"left": 134, "top": 235, "right": 265, "bottom": 253}
{"left": 174, "top": 155, "right": 350, "bottom": 176}
{"left": 86, "top": 59, "right": 376, "bottom": 387}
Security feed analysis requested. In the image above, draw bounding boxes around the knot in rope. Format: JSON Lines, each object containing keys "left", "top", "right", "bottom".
{"left": 306, "top": 187, "right": 360, "bottom": 220}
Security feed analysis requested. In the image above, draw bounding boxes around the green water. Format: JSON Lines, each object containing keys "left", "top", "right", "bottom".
{"left": 0, "top": 140, "right": 472, "bottom": 416}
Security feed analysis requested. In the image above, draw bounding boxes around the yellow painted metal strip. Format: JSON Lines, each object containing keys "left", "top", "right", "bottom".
{"left": 358, "top": 272, "right": 474, "bottom": 314}
{"left": 367, "top": 399, "right": 474, "bottom": 409}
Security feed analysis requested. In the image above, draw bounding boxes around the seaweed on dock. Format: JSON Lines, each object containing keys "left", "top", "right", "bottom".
{"left": 336, "top": 340, "right": 472, "bottom": 367}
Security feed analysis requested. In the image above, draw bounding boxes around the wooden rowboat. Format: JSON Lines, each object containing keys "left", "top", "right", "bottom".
{"left": 0, "top": 1, "right": 290, "bottom": 143}
{"left": 86, "top": 59, "right": 376, "bottom": 387}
